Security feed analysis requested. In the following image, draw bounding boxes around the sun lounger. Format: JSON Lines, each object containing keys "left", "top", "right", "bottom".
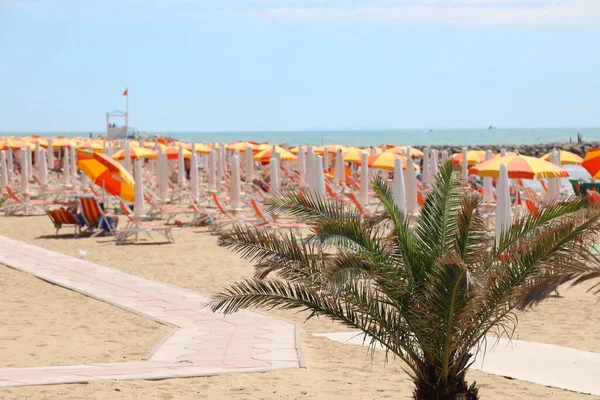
{"left": 4, "top": 187, "right": 53, "bottom": 216}
{"left": 115, "top": 201, "right": 178, "bottom": 244}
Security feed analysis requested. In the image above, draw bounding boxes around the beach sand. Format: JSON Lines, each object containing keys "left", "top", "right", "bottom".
{"left": 0, "top": 214, "right": 598, "bottom": 399}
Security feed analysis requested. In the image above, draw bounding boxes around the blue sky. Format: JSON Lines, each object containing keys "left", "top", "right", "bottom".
{"left": 1, "top": 0, "right": 599, "bottom": 132}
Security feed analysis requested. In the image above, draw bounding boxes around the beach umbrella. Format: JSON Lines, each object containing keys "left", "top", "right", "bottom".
{"left": 77, "top": 141, "right": 104, "bottom": 153}
{"left": 47, "top": 139, "right": 54, "bottom": 169}
{"left": 190, "top": 144, "right": 199, "bottom": 201}
{"left": 76, "top": 150, "right": 135, "bottom": 202}
{"left": 177, "top": 146, "right": 186, "bottom": 188}
{"left": 34, "top": 141, "right": 41, "bottom": 174}
{"left": 495, "top": 163, "right": 511, "bottom": 244}
{"left": 122, "top": 142, "right": 133, "bottom": 174}
{"left": 70, "top": 146, "right": 77, "bottom": 181}
{"left": 364, "top": 152, "right": 416, "bottom": 171}
{"left": 547, "top": 150, "right": 561, "bottom": 201}
{"left": 341, "top": 147, "right": 364, "bottom": 163}
{"left": 452, "top": 150, "right": 487, "bottom": 165}
{"left": 39, "top": 149, "right": 48, "bottom": 187}
{"left": 163, "top": 146, "right": 192, "bottom": 160}
{"left": 208, "top": 151, "right": 217, "bottom": 191}
{"left": 112, "top": 147, "right": 157, "bottom": 161}
{"left": 460, "top": 147, "right": 469, "bottom": 183}
{"left": 392, "top": 157, "right": 406, "bottom": 212}
{"left": 422, "top": 148, "right": 431, "bottom": 185}
{"left": 314, "top": 145, "right": 345, "bottom": 155}
{"left": 0, "top": 151, "right": 8, "bottom": 193}
{"left": 440, "top": 149, "right": 449, "bottom": 164}
{"left": 334, "top": 148, "right": 345, "bottom": 185}
{"left": 80, "top": 164, "right": 89, "bottom": 190}
{"left": 20, "top": 149, "right": 29, "bottom": 194}
{"left": 52, "top": 138, "right": 76, "bottom": 148}
{"left": 245, "top": 147, "right": 254, "bottom": 183}
{"left": 26, "top": 147, "right": 34, "bottom": 180}
{"left": 63, "top": 146, "right": 72, "bottom": 187}
{"left": 500, "top": 148, "right": 506, "bottom": 157}
{"left": 483, "top": 150, "right": 494, "bottom": 204}
{"left": 581, "top": 148, "right": 600, "bottom": 178}
{"left": 314, "top": 156, "right": 325, "bottom": 197}
{"left": 7, "top": 148, "right": 13, "bottom": 179}
{"left": 298, "top": 145, "right": 306, "bottom": 183}
{"left": 253, "top": 146, "right": 298, "bottom": 162}
{"left": 323, "top": 147, "right": 331, "bottom": 172}
{"left": 306, "top": 147, "right": 315, "bottom": 189}
{"left": 229, "top": 154, "right": 242, "bottom": 210}
{"left": 471, "top": 155, "right": 568, "bottom": 179}
{"left": 133, "top": 159, "right": 146, "bottom": 218}
{"left": 359, "top": 152, "right": 369, "bottom": 207}
{"left": 6, "top": 139, "right": 35, "bottom": 150}
{"left": 270, "top": 157, "right": 280, "bottom": 193}
{"left": 404, "top": 157, "right": 418, "bottom": 214}
{"left": 390, "top": 146, "right": 424, "bottom": 158}
{"left": 158, "top": 150, "right": 169, "bottom": 201}
{"left": 185, "top": 143, "right": 212, "bottom": 154}
{"left": 430, "top": 149, "right": 439, "bottom": 178}
{"left": 227, "top": 142, "right": 256, "bottom": 152}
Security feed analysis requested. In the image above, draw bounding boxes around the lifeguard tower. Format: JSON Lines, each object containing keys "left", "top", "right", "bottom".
{"left": 106, "top": 89, "right": 129, "bottom": 140}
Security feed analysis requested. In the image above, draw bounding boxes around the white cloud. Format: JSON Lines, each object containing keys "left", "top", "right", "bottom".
{"left": 236, "top": 0, "right": 600, "bottom": 25}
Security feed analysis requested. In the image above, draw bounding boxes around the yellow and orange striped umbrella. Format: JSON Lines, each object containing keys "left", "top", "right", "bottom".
{"left": 541, "top": 150, "right": 583, "bottom": 166}
{"left": 163, "top": 146, "right": 192, "bottom": 160}
{"left": 112, "top": 147, "right": 157, "bottom": 161}
{"left": 227, "top": 141, "right": 257, "bottom": 151}
{"left": 582, "top": 148, "right": 600, "bottom": 178}
{"left": 185, "top": 143, "right": 212, "bottom": 154}
{"left": 6, "top": 139, "right": 36, "bottom": 150}
{"left": 389, "top": 146, "right": 424, "bottom": 158}
{"left": 76, "top": 149, "right": 135, "bottom": 202}
{"left": 253, "top": 146, "right": 298, "bottom": 162}
{"left": 341, "top": 147, "right": 366, "bottom": 163}
{"left": 471, "top": 155, "right": 568, "bottom": 179}
{"left": 451, "top": 150, "right": 487, "bottom": 165}
{"left": 52, "top": 138, "right": 76, "bottom": 148}
{"left": 77, "top": 141, "right": 104, "bottom": 153}
{"left": 314, "top": 144, "right": 346, "bottom": 155}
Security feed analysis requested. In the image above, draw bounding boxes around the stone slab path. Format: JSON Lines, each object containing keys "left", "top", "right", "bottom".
{"left": 314, "top": 331, "right": 600, "bottom": 396}
{"left": 0, "top": 236, "right": 304, "bottom": 387}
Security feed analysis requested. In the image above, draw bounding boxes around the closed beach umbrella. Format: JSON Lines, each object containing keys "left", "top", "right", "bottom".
{"left": 392, "top": 157, "right": 406, "bottom": 212}
{"left": 334, "top": 148, "right": 345, "bottom": 185}
{"left": 430, "top": 149, "right": 439, "bottom": 178}
{"left": 20, "top": 149, "right": 29, "bottom": 194}
{"left": 177, "top": 146, "right": 186, "bottom": 188}
{"left": 0, "top": 151, "right": 8, "bottom": 192}
{"left": 133, "top": 159, "right": 146, "bottom": 217}
{"left": 495, "top": 163, "right": 511, "bottom": 244}
{"left": 547, "top": 151, "right": 561, "bottom": 201}
{"left": 70, "top": 146, "right": 77, "bottom": 181}
{"left": 208, "top": 151, "right": 217, "bottom": 191}
{"left": 47, "top": 139, "right": 54, "bottom": 169}
{"left": 500, "top": 148, "right": 506, "bottom": 157}
{"left": 7, "top": 148, "right": 13, "bottom": 179}
{"left": 34, "top": 141, "right": 41, "bottom": 173}
{"left": 63, "top": 147, "right": 71, "bottom": 187}
{"left": 471, "top": 155, "right": 568, "bottom": 179}
{"left": 483, "top": 150, "right": 494, "bottom": 204}
{"left": 404, "top": 156, "right": 418, "bottom": 214}
{"left": 230, "top": 154, "right": 242, "bottom": 210}
{"left": 422, "top": 148, "right": 431, "bottom": 185}
{"left": 460, "top": 147, "right": 469, "bottom": 183}
{"left": 270, "top": 157, "right": 280, "bottom": 193}
{"left": 76, "top": 150, "right": 135, "bottom": 202}
{"left": 39, "top": 149, "right": 48, "bottom": 187}
{"left": 219, "top": 145, "right": 226, "bottom": 181}
{"left": 314, "top": 156, "right": 325, "bottom": 197}
{"left": 298, "top": 146, "right": 306, "bottom": 183}
{"left": 323, "top": 147, "right": 330, "bottom": 172}
{"left": 158, "top": 151, "right": 169, "bottom": 201}
{"left": 245, "top": 147, "right": 254, "bottom": 182}
{"left": 440, "top": 149, "right": 449, "bottom": 164}
{"left": 359, "top": 152, "right": 369, "bottom": 207}
{"left": 190, "top": 144, "right": 199, "bottom": 201}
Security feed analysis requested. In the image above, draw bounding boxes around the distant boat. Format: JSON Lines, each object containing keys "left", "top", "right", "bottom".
{"left": 488, "top": 124, "right": 495, "bottom": 130}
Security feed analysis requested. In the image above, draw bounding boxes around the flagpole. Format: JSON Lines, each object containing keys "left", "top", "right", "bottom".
{"left": 125, "top": 88, "right": 129, "bottom": 138}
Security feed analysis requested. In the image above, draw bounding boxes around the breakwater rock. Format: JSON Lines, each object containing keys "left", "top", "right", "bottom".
{"left": 421, "top": 141, "right": 600, "bottom": 158}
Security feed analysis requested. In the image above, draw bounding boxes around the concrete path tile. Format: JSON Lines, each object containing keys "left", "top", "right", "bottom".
{"left": 0, "top": 236, "right": 304, "bottom": 387}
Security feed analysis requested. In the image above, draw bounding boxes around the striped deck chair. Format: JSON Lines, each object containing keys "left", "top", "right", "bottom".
{"left": 77, "top": 196, "right": 115, "bottom": 236}
{"left": 47, "top": 207, "right": 81, "bottom": 236}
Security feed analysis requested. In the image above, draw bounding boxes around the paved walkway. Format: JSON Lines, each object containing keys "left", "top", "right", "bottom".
{"left": 0, "top": 236, "right": 304, "bottom": 387}
{"left": 314, "top": 331, "right": 600, "bottom": 396}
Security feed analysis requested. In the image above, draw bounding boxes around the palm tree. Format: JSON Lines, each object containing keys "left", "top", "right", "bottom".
{"left": 210, "top": 163, "right": 600, "bottom": 399}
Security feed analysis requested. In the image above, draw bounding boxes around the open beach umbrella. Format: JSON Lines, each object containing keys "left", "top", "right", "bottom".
{"left": 77, "top": 141, "right": 104, "bottom": 153}
{"left": 190, "top": 144, "right": 199, "bottom": 201}
{"left": 452, "top": 150, "right": 487, "bottom": 165}
{"left": 133, "top": 159, "right": 146, "bottom": 218}
{"left": 482, "top": 150, "right": 494, "bottom": 203}
{"left": 254, "top": 146, "right": 297, "bottom": 163}
{"left": 76, "top": 149, "right": 135, "bottom": 202}
{"left": 404, "top": 157, "right": 418, "bottom": 214}
{"left": 270, "top": 157, "right": 280, "bottom": 193}
{"left": 359, "top": 152, "right": 369, "bottom": 207}
{"left": 392, "top": 157, "right": 406, "bottom": 212}
{"left": 389, "top": 146, "right": 424, "bottom": 158}
{"left": 581, "top": 148, "right": 600, "bottom": 178}
{"left": 52, "top": 138, "right": 76, "bottom": 148}
{"left": 185, "top": 143, "right": 212, "bottom": 154}
{"left": 471, "top": 155, "right": 568, "bottom": 179}
{"left": 112, "top": 147, "right": 157, "bottom": 161}
{"left": 341, "top": 147, "right": 364, "bottom": 164}
{"left": 163, "top": 146, "right": 192, "bottom": 160}
{"left": 6, "top": 139, "right": 35, "bottom": 150}
{"left": 314, "top": 145, "right": 345, "bottom": 156}
{"left": 541, "top": 150, "right": 582, "bottom": 165}
{"left": 227, "top": 142, "right": 256, "bottom": 152}
{"left": 495, "top": 163, "right": 511, "bottom": 244}
{"left": 362, "top": 152, "right": 415, "bottom": 171}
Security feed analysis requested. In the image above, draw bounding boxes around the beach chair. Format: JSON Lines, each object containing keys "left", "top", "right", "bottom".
{"left": 345, "top": 192, "right": 368, "bottom": 216}
{"left": 248, "top": 198, "right": 308, "bottom": 232}
{"left": 77, "top": 196, "right": 116, "bottom": 236}
{"left": 47, "top": 207, "right": 81, "bottom": 236}
{"left": 144, "top": 193, "right": 194, "bottom": 224}
{"left": 115, "top": 201, "right": 178, "bottom": 244}
{"left": 4, "top": 187, "right": 53, "bottom": 216}
{"left": 208, "top": 192, "right": 260, "bottom": 234}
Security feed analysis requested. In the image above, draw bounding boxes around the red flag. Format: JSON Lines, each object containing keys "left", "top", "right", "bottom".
{"left": 122, "top": 88, "right": 128, "bottom": 96}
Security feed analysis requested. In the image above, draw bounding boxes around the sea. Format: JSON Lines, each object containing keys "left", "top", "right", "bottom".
{"left": 4, "top": 127, "right": 599, "bottom": 148}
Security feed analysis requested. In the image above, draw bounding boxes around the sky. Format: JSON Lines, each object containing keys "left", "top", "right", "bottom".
{"left": 1, "top": 0, "right": 599, "bottom": 132}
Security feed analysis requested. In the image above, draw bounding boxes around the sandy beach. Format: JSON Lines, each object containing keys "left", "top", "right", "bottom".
{"left": 0, "top": 214, "right": 597, "bottom": 399}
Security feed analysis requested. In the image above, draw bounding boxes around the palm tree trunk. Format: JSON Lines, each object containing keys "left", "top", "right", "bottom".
{"left": 413, "top": 377, "right": 479, "bottom": 400}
